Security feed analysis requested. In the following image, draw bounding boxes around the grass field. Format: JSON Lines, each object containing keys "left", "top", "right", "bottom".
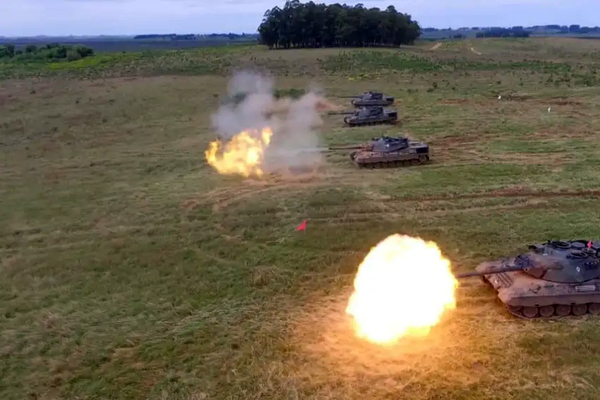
{"left": 2, "top": 38, "right": 600, "bottom": 399}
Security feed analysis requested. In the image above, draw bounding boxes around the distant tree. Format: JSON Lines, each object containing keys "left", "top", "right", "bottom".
{"left": 257, "top": 1, "right": 421, "bottom": 49}
{"left": 25, "top": 44, "right": 37, "bottom": 53}
{"left": 74, "top": 45, "right": 94, "bottom": 58}
{"left": 569, "top": 24, "right": 580, "bottom": 32}
{"left": 0, "top": 45, "right": 13, "bottom": 59}
{"left": 66, "top": 50, "right": 82, "bottom": 61}
{"left": 5, "top": 44, "right": 15, "bottom": 57}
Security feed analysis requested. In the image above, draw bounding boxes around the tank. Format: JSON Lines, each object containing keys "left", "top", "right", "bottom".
{"left": 329, "top": 106, "right": 397, "bottom": 126}
{"left": 340, "top": 91, "right": 395, "bottom": 107}
{"left": 456, "top": 239, "right": 600, "bottom": 319}
{"left": 346, "top": 136, "right": 429, "bottom": 168}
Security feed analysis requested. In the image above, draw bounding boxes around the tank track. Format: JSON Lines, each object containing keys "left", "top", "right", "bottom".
{"left": 351, "top": 153, "right": 429, "bottom": 169}
{"left": 504, "top": 303, "right": 600, "bottom": 319}
{"left": 344, "top": 118, "right": 398, "bottom": 127}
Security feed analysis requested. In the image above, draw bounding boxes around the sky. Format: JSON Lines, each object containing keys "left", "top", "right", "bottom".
{"left": 0, "top": 0, "right": 597, "bottom": 37}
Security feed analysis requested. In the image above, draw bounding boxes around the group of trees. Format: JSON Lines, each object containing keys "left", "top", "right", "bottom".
{"left": 0, "top": 43, "right": 94, "bottom": 62}
{"left": 258, "top": 0, "right": 421, "bottom": 49}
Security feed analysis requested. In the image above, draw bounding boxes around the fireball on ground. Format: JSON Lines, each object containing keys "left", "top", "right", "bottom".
{"left": 205, "top": 127, "right": 273, "bottom": 178}
{"left": 346, "top": 234, "right": 458, "bottom": 345}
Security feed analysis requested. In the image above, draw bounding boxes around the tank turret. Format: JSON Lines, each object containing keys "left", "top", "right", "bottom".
{"left": 339, "top": 91, "right": 395, "bottom": 107}
{"left": 456, "top": 239, "right": 600, "bottom": 318}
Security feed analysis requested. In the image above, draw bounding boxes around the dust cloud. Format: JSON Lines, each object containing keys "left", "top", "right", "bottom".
{"left": 210, "top": 71, "right": 338, "bottom": 175}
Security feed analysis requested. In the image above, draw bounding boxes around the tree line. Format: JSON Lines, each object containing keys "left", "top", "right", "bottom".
{"left": 0, "top": 43, "right": 94, "bottom": 62}
{"left": 257, "top": 0, "right": 421, "bottom": 49}
{"left": 133, "top": 33, "right": 259, "bottom": 41}
{"left": 476, "top": 28, "right": 531, "bottom": 38}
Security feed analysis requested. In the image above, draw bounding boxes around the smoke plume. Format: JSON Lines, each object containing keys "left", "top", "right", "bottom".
{"left": 211, "top": 71, "right": 338, "bottom": 175}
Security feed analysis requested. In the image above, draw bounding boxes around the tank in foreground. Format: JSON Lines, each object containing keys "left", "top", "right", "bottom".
{"left": 456, "top": 239, "right": 600, "bottom": 318}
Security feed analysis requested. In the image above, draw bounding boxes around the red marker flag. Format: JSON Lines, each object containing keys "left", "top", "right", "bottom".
{"left": 588, "top": 241, "right": 593, "bottom": 249}
{"left": 296, "top": 220, "right": 307, "bottom": 231}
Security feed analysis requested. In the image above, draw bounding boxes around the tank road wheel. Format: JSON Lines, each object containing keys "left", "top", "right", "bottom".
{"left": 394, "top": 161, "right": 402, "bottom": 167}
{"left": 555, "top": 305, "right": 571, "bottom": 316}
{"left": 588, "top": 303, "right": 600, "bottom": 315}
{"left": 522, "top": 306, "right": 539, "bottom": 318}
{"left": 402, "top": 160, "right": 411, "bottom": 167}
{"left": 506, "top": 305, "right": 522, "bottom": 317}
{"left": 410, "top": 159, "right": 419, "bottom": 165}
{"left": 572, "top": 304, "right": 588, "bottom": 316}
{"left": 419, "top": 155, "right": 428, "bottom": 163}
{"left": 366, "top": 163, "right": 375, "bottom": 169}
{"left": 539, "top": 305, "right": 555, "bottom": 318}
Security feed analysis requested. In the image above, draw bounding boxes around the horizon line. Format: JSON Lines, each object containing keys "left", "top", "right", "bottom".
{"left": 2, "top": 23, "right": 600, "bottom": 39}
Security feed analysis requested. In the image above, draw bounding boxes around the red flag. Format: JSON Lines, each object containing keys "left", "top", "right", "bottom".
{"left": 588, "top": 241, "right": 593, "bottom": 249}
{"left": 296, "top": 220, "right": 307, "bottom": 231}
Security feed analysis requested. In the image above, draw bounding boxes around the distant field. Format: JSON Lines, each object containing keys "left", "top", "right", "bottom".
{"left": 0, "top": 37, "right": 258, "bottom": 52}
{"left": 2, "top": 38, "right": 600, "bottom": 400}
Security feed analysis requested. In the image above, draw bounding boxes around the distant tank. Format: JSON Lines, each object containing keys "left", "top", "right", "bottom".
{"left": 341, "top": 136, "right": 429, "bottom": 168}
{"left": 328, "top": 106, "right": 398, "bottom": 126}
{"left": 340, "top": 91, "right": 395, "bottom": 107}
{"left": 456, "top": 239, "right": 600, "bottom": 319}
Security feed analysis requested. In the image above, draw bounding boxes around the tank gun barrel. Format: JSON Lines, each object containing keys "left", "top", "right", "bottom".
{"left": 328, "top": 145, "right": 364, "bottom": 150}
{"left": 455, "top": 263, "right": 563, "bottom": 279}
{"left": 268, "top": 145, "right": 362, "bottom": 156}
{"left": 327, "top": 110, "right": 355, "bottom": 115}
{"left": 339, "top": 96, "right": 360, "bottom": 98}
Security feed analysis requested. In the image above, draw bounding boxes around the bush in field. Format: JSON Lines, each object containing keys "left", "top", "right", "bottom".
{"left": 66, "top": 50, "right": 82, "bottom": 62}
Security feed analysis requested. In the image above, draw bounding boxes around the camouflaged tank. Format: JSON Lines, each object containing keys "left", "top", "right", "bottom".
{"left": 347, "top": 136, "right": 429, "bottom": 168}
{"left": 456, "top": 239, "right": 600, "bottom": 319}
{"left": 340, "top": 91, "right": 395, "bottom": 107}
{"left": 329, "top": 106, "right": 398, "bottom": 126}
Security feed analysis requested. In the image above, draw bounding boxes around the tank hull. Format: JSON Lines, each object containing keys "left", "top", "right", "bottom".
{"left": 475, "top": 240, "right": 600, "bottom": 318}
{"left": 344, "top": 113, "right": 398, "bottom": 126}
{"left": 350, "top": 144, "right": 430, "bottom": 168}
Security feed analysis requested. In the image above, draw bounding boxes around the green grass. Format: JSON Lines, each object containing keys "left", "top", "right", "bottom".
{"left": 3, "top": 37, "right": 600, "bottom": 399}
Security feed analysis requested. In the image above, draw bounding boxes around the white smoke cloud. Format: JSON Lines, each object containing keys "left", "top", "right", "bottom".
{"left": 210, "top": 71, "right": 338, "bottom": 175}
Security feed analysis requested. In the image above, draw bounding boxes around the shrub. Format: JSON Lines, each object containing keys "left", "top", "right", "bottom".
{"left": 67, "top": 50, "right": 82, "bottom": 62}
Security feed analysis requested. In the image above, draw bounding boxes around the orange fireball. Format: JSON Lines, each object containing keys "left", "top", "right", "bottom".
{"left": 346, "top": 234, "right": 458, "bottom": 344}
{"left": 205, "top": 127, "right": 273, "bottom": 178}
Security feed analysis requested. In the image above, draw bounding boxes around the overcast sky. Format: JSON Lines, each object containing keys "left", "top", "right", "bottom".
{"left": 1, "top": 0, "right": 597, "bottom": 37}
